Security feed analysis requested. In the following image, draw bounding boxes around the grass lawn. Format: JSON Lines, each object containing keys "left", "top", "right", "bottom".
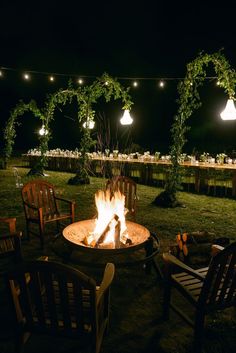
{"left": 0, "top": 158, "right": 236, "bottom": 353}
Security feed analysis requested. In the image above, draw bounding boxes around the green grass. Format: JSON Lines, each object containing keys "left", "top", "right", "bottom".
{"left": 1, "top": 158, "right": 236, "bottom": 353}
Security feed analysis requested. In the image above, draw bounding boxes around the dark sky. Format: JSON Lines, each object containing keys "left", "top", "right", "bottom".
{"left": 1, "top": 1, "right": 236, "bottom": 155}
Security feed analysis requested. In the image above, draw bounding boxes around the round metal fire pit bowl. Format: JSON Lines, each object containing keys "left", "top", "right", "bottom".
{"left": 62, "top": 219, "right": 161, "bottom": 277}
{"left": 63, "top": 219, "right": 151, "bottom": 255}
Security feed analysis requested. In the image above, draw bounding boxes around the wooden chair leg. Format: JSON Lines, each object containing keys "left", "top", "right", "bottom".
{"left": 25, "top": 222, "right": 30, "bottom": 241}
{"left": 163, "top": 277, "right": 171, "bottom": 320}
{"left": 193, "top": 311, "right": 205, "bottom": 353}
{"left": 15, "top": 334, "right": 24, "bottom": 353}
{"left": 56, "top": 220, "right": 60, "bottom": 232}
{"left": 39, "top": 224, "right": 45, "bottom": 249}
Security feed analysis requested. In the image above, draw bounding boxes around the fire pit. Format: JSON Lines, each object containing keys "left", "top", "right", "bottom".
{"left": 63, "top": 219, "right": 151, "bottom": 254}
{"left": 62, "top": 189, "right": 161, "bottom": 275}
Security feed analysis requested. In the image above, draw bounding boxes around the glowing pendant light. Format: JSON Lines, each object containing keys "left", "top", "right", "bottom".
{"left": 83, "top": 118, "right": 95, "bottom": 129}
{"left": 120, "top": 110, "right": 133, "bottom": 125}
{"left": 39, "top": 125, "right": 48, "bottom": 135}
{"left": 220, "top": 99, "right": 236, "bottom": 120}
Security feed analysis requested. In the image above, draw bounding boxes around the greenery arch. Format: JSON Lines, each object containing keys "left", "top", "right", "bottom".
{"left": 66, "top": 72, "right": 133, "bottom": 184}
{"left": 3, "top": 73, "right": 133, "bottom": 181}
{"left": 154, "top": 50, "right": 236, "bottom": 207}
{"left": 3, "top": 100, "right": 45, "bottom": 171}
{"left": 39, "top": 72, "right": 133, "bottom": 183}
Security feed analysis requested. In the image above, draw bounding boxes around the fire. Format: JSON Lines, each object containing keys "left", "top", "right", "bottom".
{"left": 86, "top": 189, "right": 128, "bottom": 247}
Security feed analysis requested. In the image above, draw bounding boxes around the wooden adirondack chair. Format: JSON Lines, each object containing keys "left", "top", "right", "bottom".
{"left": 21, "top": 180, "right": 75, "bottom": 248}
{"left": 162, "top": 241, "right": 236, "bottom": 353}
{"left": 106, "top": 175, "right": 137, "bottom": 220}
{"left": 5, "top": 260, "right": 115, "bottom": 353}
{"left": 0, "top": 217, "right": 22, "bottom": 266}
{"left": 0, "top": 218, "right": 22, "bottom": 343}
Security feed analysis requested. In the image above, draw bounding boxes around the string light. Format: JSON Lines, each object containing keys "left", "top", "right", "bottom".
{"left": 77, "top": 78, "right": 83, "bottom": 85}
{"left": 0, "top": 66, "right": 217, "bottom": 85}
{"left": 23, "top": 73, "right": 30, "bottom": 80}
{"left": 49, "top": 76, "right": 55, "bottom": 82}
{"left": 159, "top": 80, "right": 165, "bottom": 88}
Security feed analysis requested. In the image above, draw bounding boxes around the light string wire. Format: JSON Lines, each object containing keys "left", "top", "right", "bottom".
{"left": 0, "top": 66, "right": 218, "bottom": 81}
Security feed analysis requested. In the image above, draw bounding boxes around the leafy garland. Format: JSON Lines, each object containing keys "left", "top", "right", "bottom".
{"left": 3, "top": 73, "right": 133, "bottom": 179}
{"left": 3, "top": 100, "right": 45, "bottom": 171}
{"left": 155, "top": 51, "right": 236, "bottom": 207}
{"left": 67, "top": 73, "right": 133, "bottom": 184}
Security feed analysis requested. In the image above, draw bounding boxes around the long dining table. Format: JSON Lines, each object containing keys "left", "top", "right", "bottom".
{"left": 23, "top": 154, "right": 236, "bottom": 197}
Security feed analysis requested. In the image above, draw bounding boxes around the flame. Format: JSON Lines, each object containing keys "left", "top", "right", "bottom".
{"left": 89, "top": 189, "right": 127, "bottom": 245}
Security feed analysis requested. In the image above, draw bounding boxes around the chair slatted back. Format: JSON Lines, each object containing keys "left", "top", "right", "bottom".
{"left": 22, "top": 180, "right": 59, "bottom": 219}
{"left": 106, "top": 176, "right": 137, "bottom": 219}
{"left": 199, "top": 242, "right": 236, "bottom": 310}
{"left": 0, "top": 218, "right": 21, "bottom": 262}
{"left": 7, "top": 260, "right": 97, "bottom": 337}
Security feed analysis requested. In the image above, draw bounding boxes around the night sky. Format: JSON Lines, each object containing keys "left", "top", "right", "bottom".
{"left": 1, "top": 1, "right": 236, "bottom": 155}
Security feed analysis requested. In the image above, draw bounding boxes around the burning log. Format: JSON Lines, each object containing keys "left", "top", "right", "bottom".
{"left": 80, "top": 189, "right": 134, "bottom": 249}
{"left": 95, "top": 214, "right": 121, "bottom": 248}
{"left": 114, "top": 215, "right": 121, "bottom": 249}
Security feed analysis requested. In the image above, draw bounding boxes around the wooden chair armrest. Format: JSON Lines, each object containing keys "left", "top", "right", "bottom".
{"left": 163, "top": 253, "right": 205, "bottom": 281}
{"left": 37, "top": 256, "right": 49, "bottom": 261}
{"left": 96, "top": 263, "right": 115, "bottom": 304}
{"left": 0, "top": 217, "right": 17, "bottom": 234}
{"left": 211, "top": 244, "right": 225, "bottom": 257}
{"left": 55, "top": 196, "right": 75, "bottom": 205}
{"left": 0, "top": 217, "right": 17, "bottom": 223}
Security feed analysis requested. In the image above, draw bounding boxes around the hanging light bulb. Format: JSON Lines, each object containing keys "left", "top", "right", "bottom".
{"left": 120, "top": 110, "right": 133, "bottom": 125}
{"left": 39, "top": 125, "right": 48, "bottom": 135}
{"left": 220, "top": 99, "right": 236, "bottom": 120}
{"left": 83, "top": 118, "right": 95, "bottom": 129}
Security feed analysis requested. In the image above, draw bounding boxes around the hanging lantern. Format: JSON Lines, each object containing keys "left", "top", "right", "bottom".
{"left": 220, "top": 99, "right": 236, "bottom": 120}
{"left": 120, "top": 110, "right": 133, "bottom": 125}
{"left": 39, "top": 125, "right": 48, "bottom": 135}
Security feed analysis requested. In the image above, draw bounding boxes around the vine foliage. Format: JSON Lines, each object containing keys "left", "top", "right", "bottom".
{"left": 3, "top": 100, "right": 45, "bottom": 172}
{"left": 3, "top": 73, "right": 133, "bottom": 181}
{"left": 154, "top": 51, "right": 236, "bottom": 207}
{"left": 67, "top": 73, "right": 133, "bottom": 184}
